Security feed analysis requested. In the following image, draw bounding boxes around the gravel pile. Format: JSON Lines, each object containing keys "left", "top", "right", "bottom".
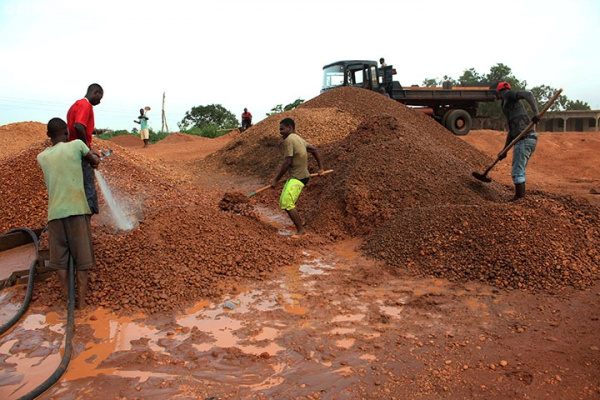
{"left": 0, "top": 127, "right": 302, "bottom": 313}
{"left": 0, "top": 121, "right": 46, "bottom": 162}
{"left": 363, "top": 198, "right": 600, "bottom": 292}
{"left": 2, "top": 83, "right": 600, "bottom": 309}
{"left": 207, "top": 86, "right": 600, "bottom": 292}
{"left": 303, "top": 114, "right": 506, "bottom": 237}
{"left": 203, "top": 106, "right": 360, "bottom": 180}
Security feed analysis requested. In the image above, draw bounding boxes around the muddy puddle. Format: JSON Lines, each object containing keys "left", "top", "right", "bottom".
{"left": 0, "top": 207, "right": 552, "bottom": 399}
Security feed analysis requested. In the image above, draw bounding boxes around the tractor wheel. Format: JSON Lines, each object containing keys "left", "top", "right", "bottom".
{"left": 445, "top": 109, "right": 472, "bottom": 136}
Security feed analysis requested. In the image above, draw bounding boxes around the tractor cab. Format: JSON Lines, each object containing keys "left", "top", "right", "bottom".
{"left": 321, "top": 60, "right": 380, "bottom": 92}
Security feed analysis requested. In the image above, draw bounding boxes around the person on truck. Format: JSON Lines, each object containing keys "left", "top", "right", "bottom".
{"left": 379, "top": 87, "right": 390, "bottom": 98}
{"left": 496, "top": 81, "right": 540, "bottom": 201}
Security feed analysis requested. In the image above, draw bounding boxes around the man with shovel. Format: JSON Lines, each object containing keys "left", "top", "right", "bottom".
{"left": 496, "top": 81, "right": 540, "bottom": 200}
{"left": 272, "top": 117, "right": 324, "bottom": 237}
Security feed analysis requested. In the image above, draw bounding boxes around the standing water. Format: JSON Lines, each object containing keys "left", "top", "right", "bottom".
{"left": 95, "top": 170, "right": 136, "bottom": 231}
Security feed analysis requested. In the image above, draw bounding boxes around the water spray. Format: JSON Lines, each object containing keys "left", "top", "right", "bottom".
{"left": 95, "top": 150, "right": 137, "bottom": 231}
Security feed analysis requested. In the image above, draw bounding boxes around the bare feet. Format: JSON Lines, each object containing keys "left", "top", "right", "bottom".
{"left": 291, "top": 232, "right": 308, "bottom": 239}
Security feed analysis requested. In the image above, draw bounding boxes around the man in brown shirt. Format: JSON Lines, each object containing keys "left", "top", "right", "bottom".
{"left": 271, "top": 118, "right": 324, "bottom": 237}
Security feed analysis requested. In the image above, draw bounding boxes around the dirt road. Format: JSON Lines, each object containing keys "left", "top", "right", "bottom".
{"left": 1, "top": 103, "right": 599, "bottom": 400}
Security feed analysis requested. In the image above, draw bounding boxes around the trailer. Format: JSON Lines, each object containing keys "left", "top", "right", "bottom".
{"left": 321, "top": 60, "right": 497, "bottom": 135}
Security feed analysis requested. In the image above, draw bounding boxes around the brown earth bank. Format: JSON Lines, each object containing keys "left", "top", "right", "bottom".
{"left": 1, "top": 87, "right": 600, "bottom": 399}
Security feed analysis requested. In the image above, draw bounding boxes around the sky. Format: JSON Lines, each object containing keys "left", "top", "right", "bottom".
{"left": 0, "top": 0, "right": 599, "bottom": 132}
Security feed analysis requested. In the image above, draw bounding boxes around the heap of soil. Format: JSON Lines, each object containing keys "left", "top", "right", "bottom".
{"left": 203, "top": 87, "right": 600, "bottom": 292}
{"left": 0, "top": 127, "right": 303, "bottom": 314}
{"left": 363, "top": 197, "right": 600, "bottom": 292}
{"left": 218, "top": 191, "right": 259, "bottom": 219}
{"left": 303, "top": 114, "right": 506, "bottom": 237}
{"left": 203, "top": 106, "right": 360, "bottom": 179}
{"left": 110, "top": 134, "right": 143, "bottom": 147}
{"left": 0, "top": 122, "right": 47, "bottom": 162}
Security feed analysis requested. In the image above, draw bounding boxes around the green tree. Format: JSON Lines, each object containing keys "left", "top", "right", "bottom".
{"left": 267, "top": 98, "right": 305, "bottom": 116}
{"left": 531, "top": 85, "right": 573, "bottom": 111}
{"left": 485, "top": 63, "right": 526, "bottom": 90}
{"left": 178, "top": 104, "right": 238, "bottom": 131}
{"left": 267, "top": 104, "right": 283, "bottom": 116}
{"left": 565, "top": 99, "right": 591, "bottom": 110}
{"left": 420, "top": 63, "right": 590, "bottom": 124}
{"left": 284, "top": 98, "right": 305, "bottom": 111}
{"left": 422, "top": 78, "right": 438, "bottom": 87}
{"left": 421, "top": 76, "right": 458, "bottom": 87}
{"left": 458, "top": 68, "right": 484, "bottom": 86}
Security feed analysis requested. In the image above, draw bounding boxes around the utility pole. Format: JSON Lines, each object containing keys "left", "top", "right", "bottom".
{"left": 161, "top": 92, "right": 169, "bottom": 133}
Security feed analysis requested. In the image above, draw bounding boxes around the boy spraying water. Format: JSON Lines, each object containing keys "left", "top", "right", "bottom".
{"left": 37, "top": 118, "right": 101, "bottom": 308}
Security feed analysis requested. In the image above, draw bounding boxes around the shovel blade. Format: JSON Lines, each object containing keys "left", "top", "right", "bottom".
{"left": 472, "top": 171, "right": 492, "bottom": 183}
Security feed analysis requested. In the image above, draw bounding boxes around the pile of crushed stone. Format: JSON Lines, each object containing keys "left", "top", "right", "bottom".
{"left": 218, "top": 191, "right": 259, "bottom": 219}
{"left": 303, "top": 114, "right": 506, "bottom": 237}
{"left": 363, "top": 197, "right": 600, "bottom": 292}
{"left": 203, "top": 87, "right": 600, "bottom": 292}
{"left": 0, "top": 127, "right": 303, "bottom": 314}
{"left": 202, "top": 106, "right": 360, "bottom": 180}
{"left": 0, "top": 122, "right": 47, "bottom": 162}
{"left": 2, "top": 80, "right": 600, "bottom": 306}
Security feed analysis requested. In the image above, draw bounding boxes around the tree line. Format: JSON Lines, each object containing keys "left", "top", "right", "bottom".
{"left": 423, "top": 63, "right": 590, "bottom": 124}
{"left": 179, "top": 63, "right": 589, "bottom": 133}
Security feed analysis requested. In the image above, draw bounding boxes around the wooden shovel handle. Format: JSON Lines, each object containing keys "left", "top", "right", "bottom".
{"left": 499, "top": 89, "right": 563, "bottom": 158}
{"left": 248, "top": 169, "right": 334, "bottom": 197}
{"left": 309, "top": 169, "right": 334, "bottom": 177}
{"left": 253, "top": 184, "right": 272, "bottom": 195}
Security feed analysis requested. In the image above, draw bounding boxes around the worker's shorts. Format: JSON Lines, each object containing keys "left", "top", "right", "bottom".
{"left": 512, "top": 135, "right": 537, "bottom": 184}
{"left": 279, "top": 178, "right": 305, "bottom": 211}
{"left": 140, "top": 129, "right": 149, "bottom": 140}
{"left": 48, "top": 215, "right": 95, "bottom": 271}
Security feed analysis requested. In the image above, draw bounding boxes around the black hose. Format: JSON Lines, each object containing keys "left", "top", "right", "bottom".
{"left": 17, "top": 256, "right": 76, "bottom": 400}
{"left": 0, "top": 228, "right": 40, "bottom": 335}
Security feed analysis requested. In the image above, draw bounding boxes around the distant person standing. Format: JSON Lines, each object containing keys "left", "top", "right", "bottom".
{"left": 134, "top": 108, "right": 150, "bottom": 147}
{"left": 495, "top": 81, "right": 540, "bottom": 201}
{"left": 379, "top": 57, "right": 387, "bottom": 67}
{"left": 67, "top": 83, "right": 103, "bottom": 215}
{"left": 271, "top": 117, "right": 324, "bottom": 238}
{"left": 241, "top": 108, "right": 253, "bottom": 132}
{"left": 37, "top": 117, "right": 101, "bottom": 309}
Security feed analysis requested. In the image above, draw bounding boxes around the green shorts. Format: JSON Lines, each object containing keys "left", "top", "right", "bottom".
{"left": 279, "top": 179, "right": 305, "bottom": 211}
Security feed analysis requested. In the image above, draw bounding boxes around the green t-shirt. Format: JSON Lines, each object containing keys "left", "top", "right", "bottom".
{"left": 140, "top": 116, "right": 149, "bottom": 130}
{"left": 37, "top": 140, "right": 92, "bottom": 221}
{"left": 283, "top": 133, "right": 311, "bottom": 180}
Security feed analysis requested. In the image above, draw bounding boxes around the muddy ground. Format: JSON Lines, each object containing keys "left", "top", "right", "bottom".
{"left": 1, "top": 90, "right": 600, "bottom": 399}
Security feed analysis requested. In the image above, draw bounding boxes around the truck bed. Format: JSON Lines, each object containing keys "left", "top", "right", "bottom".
{"left": 390, "top": 83, "right": 496, "bottom": 107}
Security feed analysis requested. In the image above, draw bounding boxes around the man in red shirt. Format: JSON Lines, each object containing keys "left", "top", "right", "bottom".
{"left": 67, "top": 83, "right": 103, "bottom": 215}
{"left": 241, "top": 108, "right": 252, "bottom": 132}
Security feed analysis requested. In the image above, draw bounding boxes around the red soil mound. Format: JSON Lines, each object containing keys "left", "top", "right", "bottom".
{"left": 203, "top": 86, "right": 600, "bottom": 292}
{"left": 0, "top": 122, "right": 47, "bottom": 161}
{"left": 0, "top": 136, "right": 302, "bottom": 314}
{"left": 363, "top": 197, "right": 600, "bottom": 292}
{"left": 110, "top": 134, "right": 143, "bottom": 147}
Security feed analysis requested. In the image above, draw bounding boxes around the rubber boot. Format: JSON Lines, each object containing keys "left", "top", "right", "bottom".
{"left": 510, "top": 183, "right": 526, "bottom": 201}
